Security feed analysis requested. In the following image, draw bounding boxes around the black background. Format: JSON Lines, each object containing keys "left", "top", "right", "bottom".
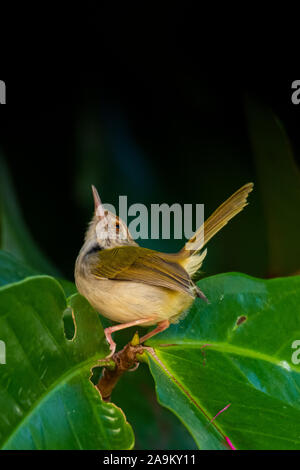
{"left": 0, "top": 9, "right": 299, "bottom": 279}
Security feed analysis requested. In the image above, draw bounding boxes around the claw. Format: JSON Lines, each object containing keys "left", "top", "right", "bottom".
{"left": 128, "top": 362, "right": 140, "bottom": 372}
{"left": 103, "top": 327, "right": 116, "bottom": 358}
{"left": 106, "top": 341, "right": 116, "bottom": 359}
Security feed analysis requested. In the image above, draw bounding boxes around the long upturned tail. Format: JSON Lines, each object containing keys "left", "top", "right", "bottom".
{"left": 179, "top": 183, "right": 254, "bottom": 276}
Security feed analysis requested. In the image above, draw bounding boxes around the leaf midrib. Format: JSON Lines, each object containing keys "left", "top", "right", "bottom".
{"left": 153, "top": 341, "right": 299, "bottom": 373}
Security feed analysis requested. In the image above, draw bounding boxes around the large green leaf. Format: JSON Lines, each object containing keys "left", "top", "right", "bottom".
{"left": 145, "top": 273, "right": 300, "bottom": 450}
{"left": 0, "top": 276, "right": 134, "bottom": 450}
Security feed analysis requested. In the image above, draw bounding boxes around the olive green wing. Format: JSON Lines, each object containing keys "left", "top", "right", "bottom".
{"left": 92, "top": 246, "right": 194, "bottom": 296}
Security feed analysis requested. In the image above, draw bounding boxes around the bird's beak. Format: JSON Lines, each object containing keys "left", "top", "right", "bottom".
{"left": 91, "top": 185, "right": 105, "bottom": 219}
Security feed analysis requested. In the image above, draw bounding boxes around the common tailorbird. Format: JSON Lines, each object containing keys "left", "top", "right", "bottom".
{"left": 75, "top": 183, "right": 253, "bottom": 357}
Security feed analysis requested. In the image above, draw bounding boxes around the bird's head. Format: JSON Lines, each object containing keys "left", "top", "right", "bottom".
{"left": 84, "top": 185, "right": 136, "bottom": 251}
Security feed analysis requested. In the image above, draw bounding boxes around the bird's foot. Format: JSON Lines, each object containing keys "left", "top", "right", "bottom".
{"left": 103, "top": 327, "right": 117, "bottom": 359}
{"left": 126, "top": 332, "right": 141, "bottom": 372}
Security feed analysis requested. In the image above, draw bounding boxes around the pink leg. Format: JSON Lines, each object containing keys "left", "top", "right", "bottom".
{"left": 139, "top": 320, "right": 170, "bottom": 344}
{"left": 104, "top": 317, "right": 155, "bottom": 357}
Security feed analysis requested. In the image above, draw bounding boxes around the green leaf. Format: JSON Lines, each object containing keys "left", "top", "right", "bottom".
{"left": 0, "top": 156, "right": 59, "bottom": 276}
{"left": 246, "top": 97, "right": 300, "bottom": 276}
{"left": 0, "top": 276, "right": 134, "bottom": 450}
{"left": 146, "top": 273, "right": 300, "bottom": 450}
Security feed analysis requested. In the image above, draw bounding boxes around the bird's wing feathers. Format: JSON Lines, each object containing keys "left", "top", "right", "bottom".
{"left": 92, "top": 246, "right": 194, "bottom": 296}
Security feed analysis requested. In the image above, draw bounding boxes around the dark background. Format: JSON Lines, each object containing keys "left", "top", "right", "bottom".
{"left": 0, "top": 13, "right": 299, "bottom": 281}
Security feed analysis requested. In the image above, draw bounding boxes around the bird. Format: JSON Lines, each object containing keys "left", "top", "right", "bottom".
{"left": 75, "top": 183, "right": 253, "bottom": 357}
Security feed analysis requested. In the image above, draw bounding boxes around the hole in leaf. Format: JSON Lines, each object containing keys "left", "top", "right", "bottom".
{"left": 63, "top": 307, "right": 76, "bottom": 340}
{"left": 236, "top": 315, "right": 247, "bottom": 327}
{"left": 90, "top": 366, "right": 102, "bottom": 385}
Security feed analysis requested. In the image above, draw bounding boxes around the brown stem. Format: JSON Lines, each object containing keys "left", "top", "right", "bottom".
{"left": 96, "top": 341, "right": 145, "bottom": 401}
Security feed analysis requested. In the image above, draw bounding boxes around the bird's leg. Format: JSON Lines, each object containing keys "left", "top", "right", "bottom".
{"left": 139, "top": 319, "right": 170, "bottom": 344}
{"left": 104, "top": 317, "right": 156, "bottom": 358}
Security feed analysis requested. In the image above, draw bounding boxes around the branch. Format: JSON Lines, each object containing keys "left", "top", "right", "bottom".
{"left": 96, "top": 333, "right": 145, "bottom": 402}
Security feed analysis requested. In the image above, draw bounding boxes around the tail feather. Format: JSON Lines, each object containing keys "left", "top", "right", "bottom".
{"left": 180, "top": 183, "right": 254, "bottom": 276}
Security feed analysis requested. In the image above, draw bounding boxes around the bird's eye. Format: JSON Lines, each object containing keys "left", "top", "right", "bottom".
{"left": 116, "top": 223, "right": 120, "bottom": 231}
